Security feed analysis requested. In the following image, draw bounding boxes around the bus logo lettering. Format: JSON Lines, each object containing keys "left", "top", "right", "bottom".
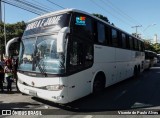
{"left": 26, "top": 15, "right": 62, "bottom": 31}
{"left": 44, "top": 15, "right": 62, "bottom": 26}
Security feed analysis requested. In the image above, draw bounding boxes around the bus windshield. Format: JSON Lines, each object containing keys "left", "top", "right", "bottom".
{"left": 18, "top": 35, "right": 65, "bottom": 74}
{"left": 18, "top": 13, "right": 71, "bottom": 75}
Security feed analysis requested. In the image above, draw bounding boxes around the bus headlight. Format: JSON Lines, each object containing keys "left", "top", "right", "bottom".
{"left": 46, "top": 85, "right": 64, "bottom": 91}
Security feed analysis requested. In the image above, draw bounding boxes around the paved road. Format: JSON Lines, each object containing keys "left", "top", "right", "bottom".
{"left": 1, "top": 64, "right": 160, "bottom": 118}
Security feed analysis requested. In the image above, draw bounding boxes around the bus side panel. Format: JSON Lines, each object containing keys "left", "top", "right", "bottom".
{"left": 115, "top": 48, "right": 134, "bottom": 82}
{"left": 94, "top": 45, "right": 115, "bottom": 63}
{"left": 67, "top": 69, "right": 93, "bottom": 102}
{"left": 134, "top": 51, "right": 145, "bottom": 72}
{"left": 94, "top": 45, "right": 117, "bottom": 86}
{"left": 91, "top": 63, "right": 116, "bottom": 87}
{"left": 67, "top": 45, "right": 116, "bottom": 102}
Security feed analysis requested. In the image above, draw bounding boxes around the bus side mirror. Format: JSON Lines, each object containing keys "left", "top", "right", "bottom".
{"left": 57, "top": 27, "right": 70, "bottom": 53}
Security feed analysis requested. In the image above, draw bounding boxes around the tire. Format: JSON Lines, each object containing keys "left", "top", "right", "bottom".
{"left": 93, "top": 74, "right": 105, "bottom": 93}
{"left": 133, "top": 66, "right": 140, "bottom": 79}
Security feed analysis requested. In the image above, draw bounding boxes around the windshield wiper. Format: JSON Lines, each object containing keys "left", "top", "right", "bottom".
{"left": 37, "top": 60, "right": 47, "bottom": 77}
{"left": 32, "top": 51, "right": 47, "bottom": 77}
{"left": 33, "top": 42, "right": 47, "bottom": 77}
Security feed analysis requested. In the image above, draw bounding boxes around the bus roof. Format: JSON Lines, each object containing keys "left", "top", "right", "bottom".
{"left": 28, "top": 8, "right": 82, "bottom": 22}
{"left": 28, "top": 8, "right": 143, "bottom": 41}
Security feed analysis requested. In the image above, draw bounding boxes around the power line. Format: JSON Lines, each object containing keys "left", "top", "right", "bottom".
{"left": 90, "top": 0, "right": 133, "bottom": 27}
{"left": 103, "top": 0, "right": 144, "bottom": 33}
{"left": 46, "top": 0, "right": 65, "bottom": 9}
{"left": 2, "top": 0, "right": 42, "bottom": 15}
{"left": 15, "top": 0, "right": 49, "bottom": 13}
{"left": 2, "top": 0, "right": 53, "bottom": 15}
{"left": 3, "top": 0, "right": 45, "bottom": 15}
{"left": 103, "top": 0, "right": 142, "bottom": 26}
{"left": 31, "top": 0, "right": 55, "bottom": 11}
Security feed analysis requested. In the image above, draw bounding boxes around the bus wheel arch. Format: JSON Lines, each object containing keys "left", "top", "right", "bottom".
{"left": 92, "top": 71, "right": 106, "bottom": 93}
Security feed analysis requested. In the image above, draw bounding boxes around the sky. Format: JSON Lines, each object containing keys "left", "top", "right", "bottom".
{"left": 2, "top": 0, "right": 160, "bottom": 42}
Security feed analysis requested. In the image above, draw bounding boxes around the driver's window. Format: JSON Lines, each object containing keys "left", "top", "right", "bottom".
{"left": 69, "top": 39, "right": 93, "bottom": 73}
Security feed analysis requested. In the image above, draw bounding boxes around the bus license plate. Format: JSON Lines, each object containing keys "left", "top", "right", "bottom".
{"left": 29, "top": 90, "right": 37, "bottom": 97}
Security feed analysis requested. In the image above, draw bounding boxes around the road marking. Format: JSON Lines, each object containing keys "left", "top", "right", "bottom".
{"left": 84, "top": 115, "right": 93, "bottom": 118}
{"left": 114, "top": 90, "right": 126, "bottom": 100}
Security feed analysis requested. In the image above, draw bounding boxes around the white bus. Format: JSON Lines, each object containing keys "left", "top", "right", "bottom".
{"left": 7, "top": 9, "right": 145, "bottom": 103}
{"left": 144, "top": 50, "right": 157, "bottom": 69}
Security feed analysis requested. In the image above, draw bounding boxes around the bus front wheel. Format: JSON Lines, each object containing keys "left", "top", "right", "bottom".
{"left": 93, "top": 73, "right": 105, "bottom": 93}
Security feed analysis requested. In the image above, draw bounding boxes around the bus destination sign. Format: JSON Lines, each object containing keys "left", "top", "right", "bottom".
{"left": 26, "top": 15, "right": 62, "bottom": 31}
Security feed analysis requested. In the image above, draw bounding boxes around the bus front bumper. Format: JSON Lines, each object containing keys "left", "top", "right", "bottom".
{"left": 17, "top": 81, "right": 69, "bottom": 104}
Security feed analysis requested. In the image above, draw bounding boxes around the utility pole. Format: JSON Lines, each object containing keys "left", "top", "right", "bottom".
{"left": 4, "top": 3, "right": 6, "bottom": 52}
{"left": 154, "top": 34, "right": 158, "bottom": 50}
{"left": 0, "top": 0, "right": 2, "bottom": 23}
{"left": 154, "top": 34, "right": 158, "bottom": 43}
{"left": 131, "top": 25, "right": 142, "bottom": 38}
{"left": 0, "top": 0, "right": 2, "bottom": 60}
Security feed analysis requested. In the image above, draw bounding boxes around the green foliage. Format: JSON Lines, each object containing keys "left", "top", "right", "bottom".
{"left": 144, "top": 40, "right": 160, "bottom": 54}
{"left": 152, "top": 43, "right": 160, "bottom": 53}
{"left": 0, "top": 21, "right": 26, "bottom": 58}
{"left": 92, "top": 13, "right": 110, "bottom": 23}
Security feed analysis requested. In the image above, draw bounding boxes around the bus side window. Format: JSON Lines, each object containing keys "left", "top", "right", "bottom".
{"left": 134, "top": 38, "right": 138, "bottom": 51}
{"left": 69, "top": 40, "right": 93, "bottom": 72}
{"left": 97, "top": 22, "right": 105, "bottom": 44}
{"left": 132, "top": 38, "right": 135, "bottom": 50}
{"left": 85, "top": 17, "right": 93, "bottom": 38}
{"left": 121, "top": 33, "right": 127, "bottom": 49}
{"left": 141, "top": 42, "right": 145, "bottom": 51}
{"left": 112, "top": 28, "right": 118, "bottom": 47}
{"left": 138, "top": 40, "right": 142, "bottom": 51}
{"left": 129, "top": 36, "right": 133, "bottom": 50}
{"left": 105, "top": 26, "right": 111, "bottom": 45}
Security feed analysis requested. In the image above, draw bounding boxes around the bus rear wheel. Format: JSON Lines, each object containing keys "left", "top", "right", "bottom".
{"left": 93, "top": 74, "right": 105, "bottom": 93}
{"left": 133, "top": 66, "right": 140, "bottom": 79}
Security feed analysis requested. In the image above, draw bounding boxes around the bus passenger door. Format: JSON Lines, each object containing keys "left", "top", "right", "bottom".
{"left": 67, "top": 36, "right": 93, "bottom": 102}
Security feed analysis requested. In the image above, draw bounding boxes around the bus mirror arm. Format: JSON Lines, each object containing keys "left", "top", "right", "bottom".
{"left": 57, "top": 27, "right": 70, "bottom": 53}
{"left": 6, "top": 37, "right": 21, "bottom": 57}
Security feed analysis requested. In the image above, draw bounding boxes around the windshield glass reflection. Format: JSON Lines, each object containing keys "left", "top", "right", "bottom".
{"left": 18, "top": 35, "right": 65, "bottom": 74}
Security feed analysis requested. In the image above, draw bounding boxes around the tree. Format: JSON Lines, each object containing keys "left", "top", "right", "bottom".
{"left": 144, "top": 41, "right": 155, "bottom": 51}
{"left": 0, "top": 21, "right": 26, "bottom": 59}
{"left": 92, "top": 13, "right": 115, "bottom": 26}
{"left": 144, "top": 39, "right": 160, "bottom": 54}
{"left": 92, "top": 13, "right": 110, "bottom": 23}
{"left": 152, "top": 43, "right": 160, "bottom": 53}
